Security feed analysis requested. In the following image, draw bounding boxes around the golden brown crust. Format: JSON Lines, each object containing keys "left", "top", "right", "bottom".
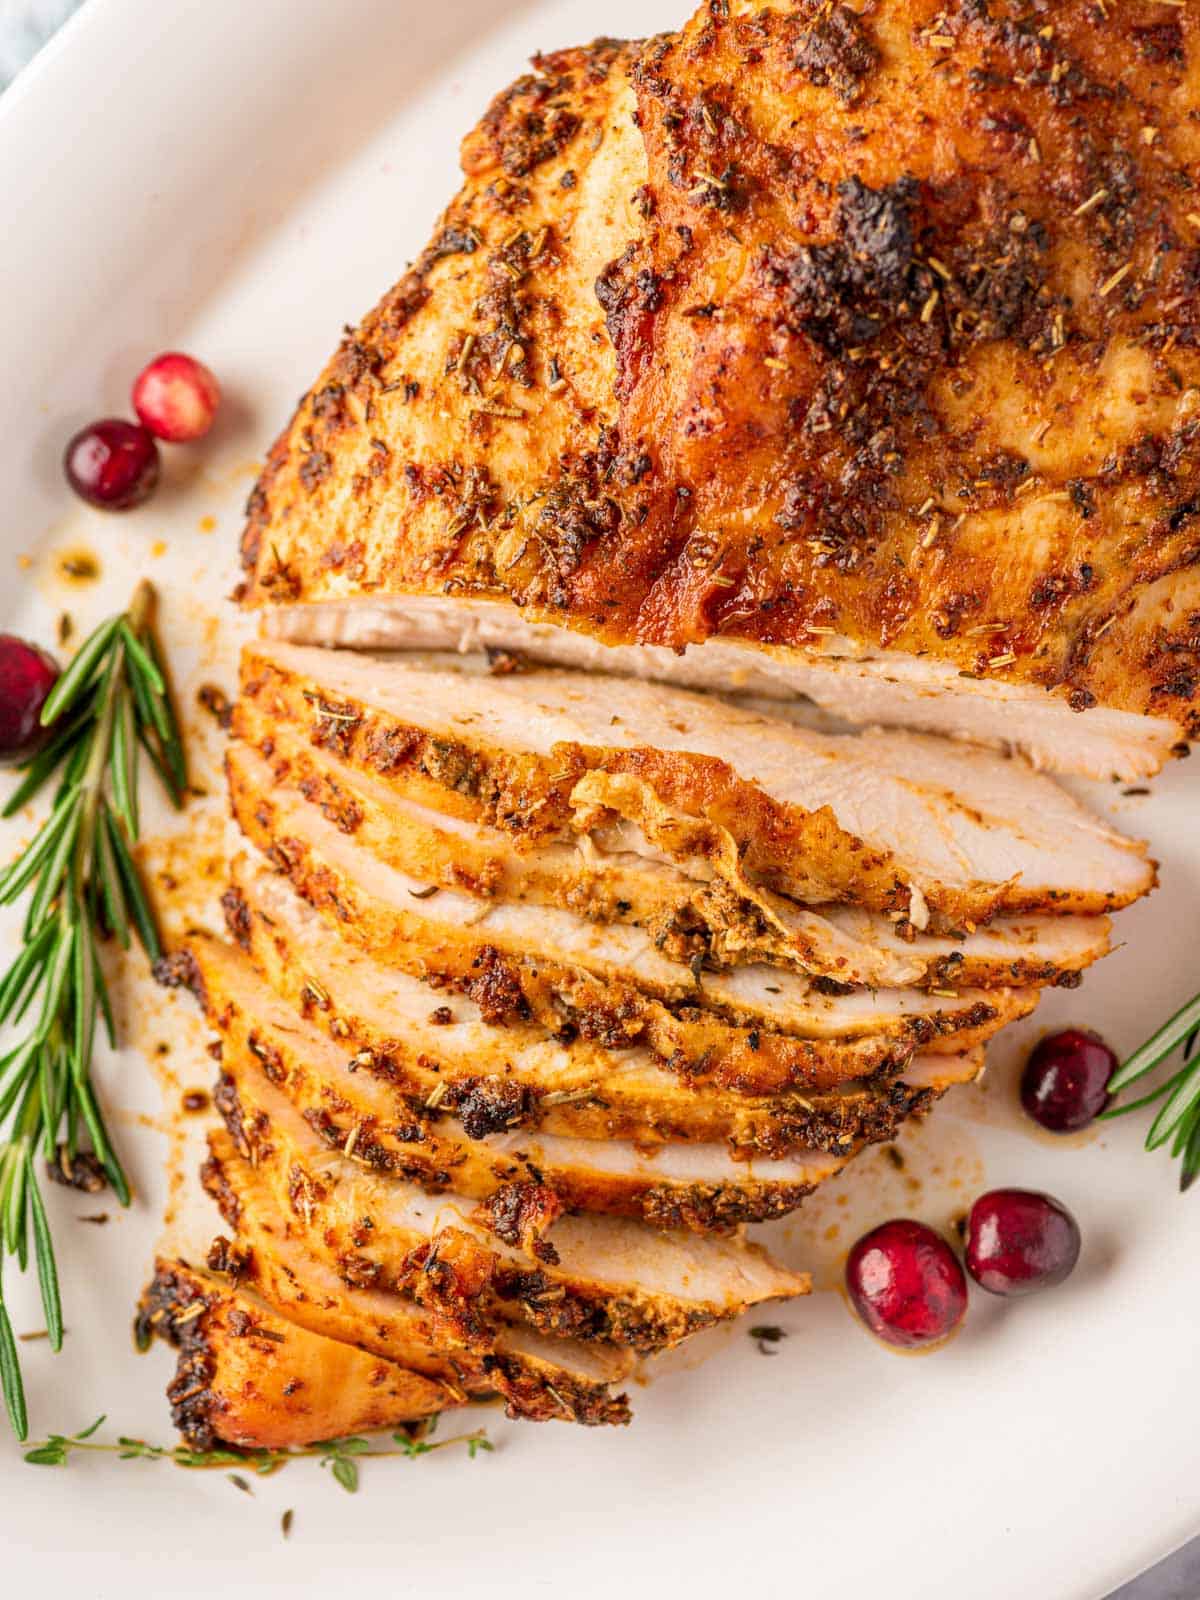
{"left": 136, "top": 1259, "right": 455, "bottom": 1450}
{"left": 238, "top": 38, "right": 643, "bottom": 604}
{"left": 237, "top": 645, "right": 920, "bottom": 921}
{"left": 202, "top": 1133, "right": 633, "bottom": 1426}
{"left": 602, "top": 0, "right": 1200, "bottom": 734}
{"left": 224, "top": 765, "right": 1019, "bottom": 1095}
{"left": 213, "top": 1068, "right": 804, "bottom": 1355}
{"left": 238, "top": 6, "right": 1200, "bottom": 748}
{"left": 210, "top": 901, "right": 914, "bottom": 1149}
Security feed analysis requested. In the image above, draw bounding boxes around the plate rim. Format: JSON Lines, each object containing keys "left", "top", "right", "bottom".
{"left": 0, "top": 3, "right": 1196, "bottom": 1595}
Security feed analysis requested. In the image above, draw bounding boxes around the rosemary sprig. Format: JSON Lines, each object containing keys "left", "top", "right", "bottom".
{"left": 0, "top": 582, "right": 185, "bottom": 1438}
{"left": 23, "top": 1415, "right": 493, "bottom": 1488}
{"left": 1104, "top": 995, "right": 1200, "bottom": 1190}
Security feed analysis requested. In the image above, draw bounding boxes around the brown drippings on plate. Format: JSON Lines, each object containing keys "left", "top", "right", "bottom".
{"left": 55, "top": 546, "right": 101, "bottom": 586}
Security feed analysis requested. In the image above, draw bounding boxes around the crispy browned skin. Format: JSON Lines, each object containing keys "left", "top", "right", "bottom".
{"left": 136, "top": 1259, "right": 455, "bottom": 1450}
{"left": 238, "top": 644, "right": 919, "bottom": 923}
{"left": 201, "top": 1133, "right": 633, "bottom": 1426}
{"left": 195, "top": 927, "right": 958, "bottom": 1168}
{"left": 238, "top": 38, "right": 643, "bottom": 610}
{"left": 239, "top": 5, "right": 1200, "bottom": 744}
{"left": 586, "top": 0, "right": 1200, "bottom": 725}
{"left": 224, "top": 765, "right": 1021, "bottom": 1093}
{"left": 213, "top": 1067, "right": 806, "bottom": 1355}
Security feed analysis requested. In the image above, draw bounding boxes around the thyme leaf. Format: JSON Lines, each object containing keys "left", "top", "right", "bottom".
{"left": 22, "top": 1416, "right": 494, "bottom": 1487}
{"left": 748, "top": 1324, "right": 788, "bottom": 1355}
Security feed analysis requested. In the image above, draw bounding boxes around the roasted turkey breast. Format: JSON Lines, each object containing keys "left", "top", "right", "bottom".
{"left": 138, "top": 1261, "right": 460, "bottom": 1450}
{"left": 141, "top": 1, "right": 1176, "bottom": 1451}
{"left": 237, "top": 6, "right": 1200, "bottom": 778}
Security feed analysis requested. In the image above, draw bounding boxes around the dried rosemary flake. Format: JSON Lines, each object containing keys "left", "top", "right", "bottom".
{"left": 1099, "top": 263, "right": 1132, "bottom": 298}
{"left": 303, "top": 977, "right": 331, "bottom": 1010}
{"left": 474, "top": 403, "right": 527, "bottom": 421}
{"left": 1072, "top": 188, "right": 1108, "bottom": 218}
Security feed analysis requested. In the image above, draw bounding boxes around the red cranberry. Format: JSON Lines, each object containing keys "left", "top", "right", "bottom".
{"left": 64, "top": 419, "right": 160, "bottom": 510}
{"left": 965, "top": 1188, "right": 1081, "bottom": 1296}
{"left": 1021, "top": 1028, "right": 1116, "bottom": 1133}
{"left": 845, "top": 1219, "right": 967, "bottom": 1349}
{"left": 0, "top": 636, "right": 59, "bottom": 763}
{"left": 132, "top": 352, "right": 220, "bottom": 442}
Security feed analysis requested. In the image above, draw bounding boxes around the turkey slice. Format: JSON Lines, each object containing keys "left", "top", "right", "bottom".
{"left": 243, "top": 640, "right": 1154, "bottom": 925}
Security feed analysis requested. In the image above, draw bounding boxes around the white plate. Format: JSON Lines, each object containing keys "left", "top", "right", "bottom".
{"left": 0, "top": 2, "right": 1196, "bottom": 1594}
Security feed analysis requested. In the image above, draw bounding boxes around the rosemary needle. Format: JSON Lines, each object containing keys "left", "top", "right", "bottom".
{"left": 0, "top": 582, "right": 185, "bottom": 1438}
{"left": 1104, "top": 992, "right": 1200, "bottom": 1190}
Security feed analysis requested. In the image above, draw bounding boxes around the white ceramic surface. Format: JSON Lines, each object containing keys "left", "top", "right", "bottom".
{"left": 0, "top": 2, "right": 1197, "bottom": 1595}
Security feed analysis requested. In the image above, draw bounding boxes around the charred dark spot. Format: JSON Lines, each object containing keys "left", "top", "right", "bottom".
{"left": 451, "top": 1076, "right": 535, "bottom": 1139}
{"left": 221, "top": 888, "right": 253, "bottom": 951}
{"left": 772, "top": 177, "right": 919, "bottom": 350}
{"left": 1132, "top": 21, "right": 1184, "bottom": 65}
{"left": 789, "top": 2, "right": 880, "bottom": 104}
{"left": 298, "top": 449, "right": 331, "bottom": 494}
{"left": 1069, "top": 479, "right": 1096, "bottom": 519}
{"left": 476, "top": 1180, "right": 563, "bottom": 1263}
{"left": 151, "top": 948, "right": 203, "bottom": 995}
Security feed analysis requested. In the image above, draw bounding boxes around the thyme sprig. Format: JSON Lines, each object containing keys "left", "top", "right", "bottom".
{"left": 0, "top": 582, "right": 185, "bottom": 1438}
{"left": 1104, "top": 997, "right": 1200, "bottom": 1190}
{"left": 23, "top": 1415, "right": 494, "bottom": 1489}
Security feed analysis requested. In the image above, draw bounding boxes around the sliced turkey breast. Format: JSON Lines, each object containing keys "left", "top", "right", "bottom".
{"left": 817, "top": 906, "right": 1109, "bottom": 992}
{"left": 204, "top": 1132, "right": 634, "bottom": 1426}
{"left": 236, "top": 705, "right": 1112, "bottom": 990}
{"left": 235, "top": 701, "right": 923, "bottom": 987}
{"left": 188, "top": 931, "right": 980, "bottom": 1199}
{"left": 265, "top": 593, "right": 1176, "bottom": 782}
{"left": 211, "top": 890, "right": 906, "bottom": 1152}
{"left": 226, "top": 748, "right": 1029, "bottom": 1088}
{"left": 138, "top": 1259, "right": 457, "bottom": 1449}
{"left": 216, "top": 1058, "right": 808, "bottom": 1354}
{"left": 243, "top": 641, "right": 1155, "bottom": 925}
